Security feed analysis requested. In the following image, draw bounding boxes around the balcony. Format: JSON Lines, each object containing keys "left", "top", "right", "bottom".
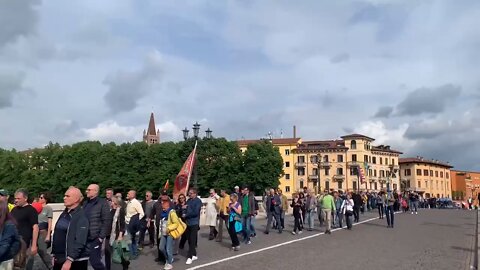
{"left": 320, "top": 162, "right": 331, "bottom": 168}
{"left": 378, "top": 177, "right": 387, "bottom": 183}
{"left": 368, "top": 177, "right": 376, "bottom": 183}
{"left": 295, "top": 162, "right": 306, "bottom": 168}
{"left": 333, "top": 174, "right": 345, "bottom": 182}
{"left": 347, "top": 161, "right": 361, "bottom": 167}
{"left": 308, "top": 175, "right": 319, "bottom": 181}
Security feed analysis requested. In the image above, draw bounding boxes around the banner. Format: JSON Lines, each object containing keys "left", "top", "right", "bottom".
{"left": 173, "top": 142, "right": 197, "bottom": 201}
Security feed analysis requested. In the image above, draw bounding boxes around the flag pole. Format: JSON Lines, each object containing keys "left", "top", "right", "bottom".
{"left": 185, "top": 141, "right": 198, "bottom": 192}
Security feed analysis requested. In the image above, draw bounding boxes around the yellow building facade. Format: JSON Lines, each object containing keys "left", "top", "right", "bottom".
{"left": 399, "top": 157, "right": 452, "bottom": 198}
{"left": 238, "top": 138, "right": 301, "bottom": 197}
{"left": 238, "top": 134, "right": 402, "bottom": 196}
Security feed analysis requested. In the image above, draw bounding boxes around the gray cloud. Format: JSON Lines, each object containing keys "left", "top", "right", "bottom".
{"left": 396, "top": 84, "right": 461, "bottom": 116}
{"left": 0, "top": 73, "right": 26, "bottom": 108}
{"left": 103, "top": 52, "right": 163, "bottom": 113}
{"left": 0, "top": 0, "right": 40, "bottom": 46}
{"left": 374, "top": 106, "right": 393, "bottom": 118}
{"left": 330, "top": 53, "right": 350, "bottom": 64}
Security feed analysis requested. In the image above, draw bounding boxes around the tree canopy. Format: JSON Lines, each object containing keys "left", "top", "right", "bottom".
{"left": 0, "top": 138, "right": 283, "bottom": 202}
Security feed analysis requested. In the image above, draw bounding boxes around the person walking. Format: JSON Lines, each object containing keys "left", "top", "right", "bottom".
{"left": 11, "top": 189, "right": 39, "bottom": 270}
{"left": 52, "top": 187, "right": 90, "bottom": 270}
{"left": 139, "top": 191, "right": 155, "bottom": 249}
{"left": 184, "top": 188, "right": 202, "bottom": 265}
{"left": 377, "top": 191, "right": 385, "bottom": 219}
{"left": 278, "top": 189, "right": 288, "bottom": 230}
{"left": 298, "top": 192, "right": 306, "bottom": 229}
{"left": 158, "top": 196, "right": 177, "bottom": 270}
{"left": 241, "top": 187, "right": 255, "bottom": 244}
{"left": 290, "top": 193, "right": 303, "bottom": 235}
{"left": 304, "top": 190, "right": 317, "bottom": 231}
{"left": 0, "top": 201, "right": 21, "bottom": 270}
{"left": 205, "top": 189, "right": 219, "bottom": 241}
{"left": 341, "top": 193, "right": 354, "bottom": 230}
{"left": 386, "top": 191, "right": 396, "bottom": 228}
{"left": 264, "top": 189, "right": 282, "bottom": 234}
{"left": 37, "top": 192, "right": 53, "bottom": 270}
{"left": 320, "top": 190, "right": 335, "bottom": 234}
{"left": 409, "top": 192, "right": 418, "bottom": 215}
{"left": 125, "top": 190, "right": 144, "bottom": 259}
{"left": 334, "top": 191, "right": 344, "bottom": 228}
{"left": 109, "top": 196, "right": 129, "bottom": 270}
{"left": 83, "top": 184, "right": 111, "bottom": 270}
{"left": 174, "top": 194, "right": 187, "bottom": 257}
{"left": 216, "top": 190, "right": 230, "bottom": 242}
{"left": 227, "top": 194, "right": 242, "bottom": 251}
{"left": 352, "top": 191, "right": 362, "bottom": 223}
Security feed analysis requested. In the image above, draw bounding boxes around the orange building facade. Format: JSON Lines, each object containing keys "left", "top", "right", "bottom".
{"left": 451, "top": 170, "right": 480, "bottom": 201}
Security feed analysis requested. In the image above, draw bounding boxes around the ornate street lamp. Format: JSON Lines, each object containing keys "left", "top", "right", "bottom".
{"left": 193, "top": 122, "right": 201, "bottom": 139}
{"left": 205, "top": 128, "right": 212, "bottom": 139}
{"left": 182, "top": 127, "right": 189, "bottom": 141}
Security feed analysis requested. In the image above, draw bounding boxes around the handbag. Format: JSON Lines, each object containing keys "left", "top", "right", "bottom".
{"left": 168, "top": 210, "right": 186, "bottom": 239}
{"left": 112, "top": 240, "right": 130, "bottom": 264}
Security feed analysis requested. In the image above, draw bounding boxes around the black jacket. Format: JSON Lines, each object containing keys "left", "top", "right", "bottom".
{"left": 52, "top": 206, "right": 90, "bottom": 262}
{"left": 352, "top": 193, "right": 363, "bottom": 208}
{"left": 83, "top": 197, "right": 111, "bottom": 241}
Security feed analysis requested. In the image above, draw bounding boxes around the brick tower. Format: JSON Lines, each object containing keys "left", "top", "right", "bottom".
{"left": 143, "top": 112, "right": 160, "bottom": 145}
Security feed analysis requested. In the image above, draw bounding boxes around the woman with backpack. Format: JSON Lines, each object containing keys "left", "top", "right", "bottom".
{"left": 341, "top": 193, "right": 355, "bottom": 230}
{"left": 110, "top": 196, "right": 129, "bottom": 270}
{"left": 159, "top": 196, "right": 185, "bottom": 270}
{"left": 0, "top": 201, "right": 21, "bottom": 270}
{"left": 228, "top": 193, "right": 242, "bottom": 251}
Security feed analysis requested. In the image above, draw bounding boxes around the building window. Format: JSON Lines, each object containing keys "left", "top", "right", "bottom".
{"left": 336, "top": 168, "right": 343, "bottom": 175}
{"left": 374, "top": 182, "right": 378, "bottom": 190}
{"left": 285, "top": 174, "right": 290, "bottom": 180}
{"left": 325, "top": 181, "right": 330, "bottom": 191}
{"left": 425, "top": 181, "right": 428, "bottom": 188}
{"left": 416, "top": 169, "right": 422, "bottom": 176}
{"left": 298, "top": 156, "right": 305, "bottom": 163}
{"left": 285, "top": 149, "right": 290, "bottom": 156}
{"left": 298, "top": 168, "right": 305, "bottom": 176}
{"left": 338, "top": 181, "right": 343, "bottom": 190}
{"left": 285, "top": 162, "right": 290, "bottom": 168}
{"left": 353, "top": 181, "right": 357, "bottom": 190}
{"left": 325, "top": 168, "right": 330, "bottom": 176}
{"left": 380, "top": 158, "right": 383, "bottom": 165}
{"left": 285, "top": 186, "right": 290, "bottom": 193}
{"left": 311, "top": 155, "right": 319, "bottom": 163}
{"left": 380, "top": 170, "right": 385, "bottom": 177}
{"left": 391, "top": 159, "right": 395, "bottom": 165}
{"left": 300, "top": 181, "right": 304, "bottom": 188}
{"left": 446, "top": 173, "right": 449, "bottom": 179}
{"left": 436, "top": 181, "right": 438, "bottom": 189}
{"left": 364, "top": 155, "right": 368, "bottom": 163}
{"left": 351, "top": 140, "right": 357, "bottom": 150}
{"left": 312, "top": 168, "right": 318, "bottom": 175}
{"left": 374, "top": 169, "right": 377, "bottom": 177}
{"left": 405, "top": 169, "right": 411, "bottom": 176}
{"left": 435, "top": 171, "right": 439, "bottom": 177}
{"left": 430, "top": 170, "right": 433, "bottom": 177}
{"left": 424, "top": 169, "right": 429, "bottom": 176}
{"left": 352, "top": 154, "right": 357, "bottom": 162}
{"left": 385, "top": 158, "right": 388, "bottom": 165}
{"left": 337, "top": 155, "right": 343, "bottom": 162}
{"left": 372, "top": 157, "right": 376, "bottom": 164}
{"left": 418, "top": 181, "right": 421, "bottom": 188}
{"left": 440, "top": 171, "right": 444, "bottom": 178}
{"left": 323, "top": 156, "right": 329, "bottom": 162}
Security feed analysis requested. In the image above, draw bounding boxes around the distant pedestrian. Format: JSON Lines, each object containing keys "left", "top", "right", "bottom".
{"left": 376, "top": 191, "right": 385, "bottom": 219}
{"left": 278, "top": 189, "right": 288, "bottom": 230}
{"left": 320, "top": 190, "right": 335, "bottom": 234}
{"left": 386, "top": 191, "right": 395, "bottom": 228}
{"left": 352, "top": 192, "right": 362, "bottom": 223}
{"left": 126, "top": 190, "right": 145, "bottom": 259}
{"left": 227, "top": 193, "right": 242, "bottom": 251}
{"left": 184, "top": 188, "right": 202, "bottom": 265}
{"left": 341, "top": 193, "right": 354, "bottom": 230}
{"left": 299, "top": 192, "right": 306, "bottom": 227}
{"left": 334, "top": 191, "right": 344, "bottom": 229}
{"left": 205, "top": 189, "right": 219, "bottom": 241}
{"left": 290, "top": 193, "right": 303, "bottom": 235}
{"left": 304, "top": 191, "right": 317, "bottom": 231}
{"left": 215, "top": 190, "right": 230, "bottom": 242}
{"left": 409, "top": 192, "right": 418, "bottom": 215}
{"left": 241, "top": 187, "right": 255, "bottom": 244}
{"left": 52, "top": 187, "right": 89, "bottom": 270}
{"left": 264, "top": 189, "right": 282, "bottom": 234}
{"left": 139, "top": 191, "right": 155, "bottom": 249}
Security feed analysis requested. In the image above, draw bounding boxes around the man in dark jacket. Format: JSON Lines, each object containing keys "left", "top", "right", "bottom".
{"left": 83, "top": 184, "right": 111, "bottom": 270}
{"left": 352, "top": 191, "right": 362, "bottom": 223}
{"left": 184, "top": 188, "right": 202, "bottom": 266}
{"left": 52, "top": 187, "right": 90, "bottom": 270}
{"left": 241, "top": 187, "right": 256, "bottom": 244}
{"left": 264, "top": 188, "right": 282, "bottom": 234}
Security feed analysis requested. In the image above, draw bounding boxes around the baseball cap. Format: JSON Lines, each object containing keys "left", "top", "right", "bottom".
{"left": 0, "top": 189, "right": 8, "bottom": 196}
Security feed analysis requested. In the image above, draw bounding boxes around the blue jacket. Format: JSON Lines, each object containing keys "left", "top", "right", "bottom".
{"left": 0, "top": 221, "right": 19, "bottom": 262}
{"left": 185, "top": 197, "right": 202, "bottom": 226}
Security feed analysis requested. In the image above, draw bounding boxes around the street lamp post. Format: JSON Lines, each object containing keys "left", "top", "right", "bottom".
{"left": 205, "top": 128, "right": 213, "bottom": 139}
{"left": 182, "top": 127, "right": 189, "bottom": 141}
{"left": 310, "top": 154, "right": 322, "bottom": 195}
{"left": 192, "top": 122, "right": 201, "bottom": 188}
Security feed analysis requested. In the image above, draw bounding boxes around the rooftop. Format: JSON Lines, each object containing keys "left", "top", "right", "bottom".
{"left": 399, "top": 157, "right": 453, "bottom": 168}
{"left": 237, "top": 138, "right": 301, "bottom": 146}
{"left": 340, "top": 133, "right": 375, "bottom": 141}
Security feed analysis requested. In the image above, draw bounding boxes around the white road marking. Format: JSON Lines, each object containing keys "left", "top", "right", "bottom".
{"left": 187, "top": 213, "right": 399, "bottom": 270}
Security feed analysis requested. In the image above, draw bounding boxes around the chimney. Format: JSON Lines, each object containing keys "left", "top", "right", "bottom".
{"left": 293, "top": 125, "right": 297, "bottom": 138}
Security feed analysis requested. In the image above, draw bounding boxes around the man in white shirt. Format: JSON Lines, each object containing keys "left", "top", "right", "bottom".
{"left": 126, "top": 190, "right": 144, "bottom": 259}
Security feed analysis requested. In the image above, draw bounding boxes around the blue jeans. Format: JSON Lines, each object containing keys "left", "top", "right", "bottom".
{"left": 386, "top": 205, "right": 395, "bottom": 227}
{"left": 305, "top": 210, "right": 315, "bottom": 230}
{"left": 128, "top": 215, "right": 140, "bottom": 257}
{"left": 242, "top": 215, "right": 252, "bottom": 242}
{"left": 335, "top": 211, "right": 343, "bottom": 228}
{"left": 409, "top": 201, "right": 418, "bottom": 212}
{"left": 159, "top": 235, "right": 174, "bottom": 264}
{"left": 250, "top": 215, "right": 256, "bottom": 235}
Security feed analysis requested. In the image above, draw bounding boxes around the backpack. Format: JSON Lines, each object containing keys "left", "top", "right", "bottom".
{"left": 13, "top": 236, "right": 27, "bottom": 270}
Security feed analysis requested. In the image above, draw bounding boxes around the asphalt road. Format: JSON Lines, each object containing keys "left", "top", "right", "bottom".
{"left": 34, "top": 209, "right": 475, "bottom": 270}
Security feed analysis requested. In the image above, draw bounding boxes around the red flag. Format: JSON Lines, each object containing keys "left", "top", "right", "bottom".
{"left": 173, "top": 142, "right": 197, "bottom": 201}
{"left": 164, "top": 180, "right": 170, "bottom": 190}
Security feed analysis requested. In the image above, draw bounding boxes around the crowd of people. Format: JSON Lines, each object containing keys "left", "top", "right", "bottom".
{"left": 0, "top": 184, "right": 427, "bottom": 270}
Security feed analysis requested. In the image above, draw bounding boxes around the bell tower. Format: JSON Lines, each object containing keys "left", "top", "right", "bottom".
{"left": 143, "top": 112, "right": 160, "bottom": 145}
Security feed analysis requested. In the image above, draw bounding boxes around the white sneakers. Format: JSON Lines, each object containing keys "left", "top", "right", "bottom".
{"left": 164, "top": 263, "right": 173, "bottom": 270}
{"left": 292, "top": 231, "right": 296, "bottom": 235}
{"left": 186, "top": 256, "right": 198, "bottom": 265}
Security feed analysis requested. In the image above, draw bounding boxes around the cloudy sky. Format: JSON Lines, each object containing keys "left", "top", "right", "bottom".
{"left": 1, "top": 0, "right": 479, "bottom": 171}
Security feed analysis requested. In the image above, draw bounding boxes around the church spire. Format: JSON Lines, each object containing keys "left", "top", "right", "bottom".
{"left": 147, "top": 112, "right": 156, "bottom": 135}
